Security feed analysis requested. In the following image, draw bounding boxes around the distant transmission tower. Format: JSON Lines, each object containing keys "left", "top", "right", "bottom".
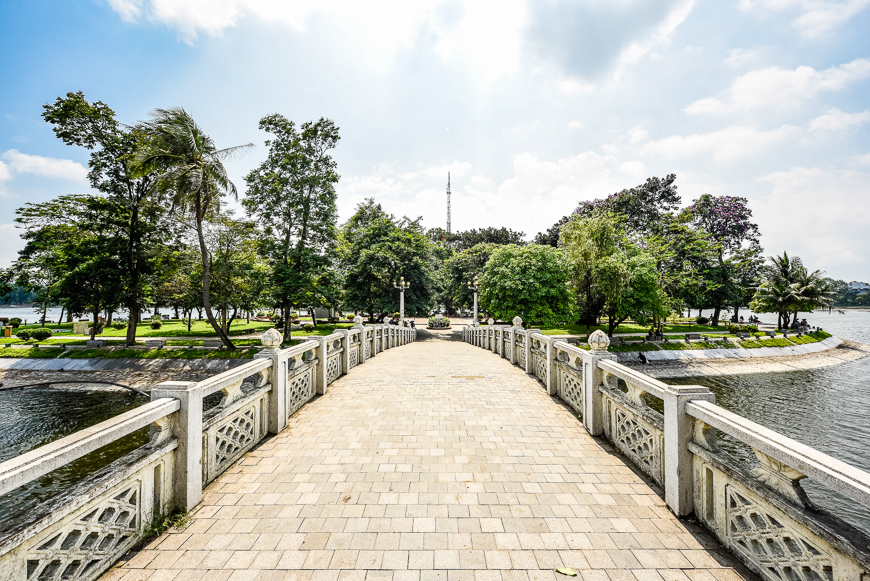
{"left": 446, "top": 172, "right": 452, "bottom": 234}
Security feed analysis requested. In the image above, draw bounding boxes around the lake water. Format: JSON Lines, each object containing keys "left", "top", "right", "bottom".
{"left": 667, "top": 308, "right": 870, "bottom": 536}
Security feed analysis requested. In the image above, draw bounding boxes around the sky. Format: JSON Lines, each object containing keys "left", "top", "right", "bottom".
{"left": 1, "top": 0, "right": 868, "bottom": 280}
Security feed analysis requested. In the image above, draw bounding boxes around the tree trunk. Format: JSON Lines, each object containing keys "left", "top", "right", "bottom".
{"left": 57, "top": 306, "right": 65, "bottom": 325}
{"left": 282, "top": 299, "right": 292, "bottom": 342}
{"left": 712, "top": 306, "right": 721, "bottom": 326}
{"left": 174, "top": 305, "right": 179, "bottom": 319}
{"left": 106, "top": 310, "right": 113, "bottom": 325}
{"left": 309, "top": 307, "right": 318, "bottom": 328}
{"left": 126, "top": 301, "right": 138, "bottom": 346}
{"left": 227, "top": 305, "right": 238, "bottom": 331}
{"left": 91, "top": 308, "right": 99, "bottom": 341}
{"left": 41, "top": 303, "right": 48, "bottom": 327}
{"left": 195, "top": 197, "right": 234, "bottom": 350}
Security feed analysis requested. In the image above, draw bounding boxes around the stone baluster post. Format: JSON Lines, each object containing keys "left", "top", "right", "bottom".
{"left": 315, "top": 337, "right": 329, "bottom": 394}
{"left": 509, "top": 317, "right": 522, "bottom": 364}
{"left": 581, "top": 330, "right": 616, "bottom": 437}
{"left": 151, "top": 381, "right": 202, "bottom": 511}
{"left": 525, "top": 328, "right": 541, "bottom": 374}
{"left": 255, "top": 329, "right": 287, "bottom": 435}
{"left": 542, "top": 335, "right": 558, "bottom": 396}
{"left": 356, "top": 317, "right": 368, "bottom": 363}
{"left": 336, "top": 330, "right": 350, "bottom": 375}
{"left": 663, "top": 384, "right": 715, "bottom": 516}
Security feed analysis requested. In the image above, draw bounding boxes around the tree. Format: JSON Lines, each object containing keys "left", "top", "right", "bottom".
{"left": 478, "top": 244, "right": 571, "bottom": 325}
{"left": 202, "top": 213, "right": 260, "bottom": 333}
{"left": 244, "top": 115, "right": 340, "bottom": 339}
{"left": 430, "top": 226, "right": 526, "bottom": 252}
{"left": 134, "top": 108, "right": 252, "bottom": 349}
{"left": 750, "top": 252, "right": 835, "bottom": 328}
{"left": 441, "top": 243, "right": 498, "bottom": 314}
{"left": 339, "top": 199, "right": 435, "bottom": 320}
{"left": 42, "top": 92, "right": 167, "bottom": 345}
{"left": 560, "top": 211, "right": 667, "bottom": 335}
{"left": 536, "top": 174, "right": 680, "bottom": 245}
{"left": 686, "top": 194, "right": 763, "bottom": 325}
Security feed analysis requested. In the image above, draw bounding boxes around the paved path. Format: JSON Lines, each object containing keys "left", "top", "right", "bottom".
{"left": 103, "top": 339, "right": 748, "bottom": 581}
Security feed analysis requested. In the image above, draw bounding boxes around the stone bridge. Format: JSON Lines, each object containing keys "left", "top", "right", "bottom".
{"left": 1, "top": 322, "right": 868, "bottom": 581}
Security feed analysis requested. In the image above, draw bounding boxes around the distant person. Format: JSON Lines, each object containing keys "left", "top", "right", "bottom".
{"left": 739, "top": 316, "right": 744, "bottom": 323}
{"left": 637, "top": 352, "right": 649, "bottom": 365}
{"left": 410, "top": 320, "right": 416, "bottom": 329}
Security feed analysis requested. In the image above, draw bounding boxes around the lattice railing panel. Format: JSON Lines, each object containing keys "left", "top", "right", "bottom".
{"left": 504, "top": 340, "right": 512, "bottom": 361}
{"left": 606, "top": 399, "right": 664, "bottom": 486}
{"left": 558, "top": 365, "right": 583, "bottom": 417}
{"left": 726, "top": 486, "right": 835, "bottom": 581}
{"left": 287, "top": 366, "right": 314, "bottom": 418}
{"left": 326, "top": 354, "right": 341, "bottom": 384}
{"left": 531, "top": 350, "right": 547, "bottom": 384}
{"left": 517, "top": 341, "right": 526, "bottom": 369}
{"left": 26, "top": 482, "right": 140, "bottom": 581}
{"left": 349, "top": 346, "right": 360, "bottom": 369}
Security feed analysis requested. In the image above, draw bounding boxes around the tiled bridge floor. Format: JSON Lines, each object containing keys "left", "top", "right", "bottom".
{"left": 104, "top": 340, "right": 748, "bottom": 581}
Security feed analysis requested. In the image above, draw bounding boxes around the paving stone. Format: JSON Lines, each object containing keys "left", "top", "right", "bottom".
{"left": 103, "top": 340, "right": 746, "bottom": 579}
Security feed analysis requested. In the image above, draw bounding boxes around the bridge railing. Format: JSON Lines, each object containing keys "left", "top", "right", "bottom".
{"left": 0, "top": 321, "right": 416, "bottom": 581}
{"left": 463, "top": 320, "right": 870, "bottom": 580}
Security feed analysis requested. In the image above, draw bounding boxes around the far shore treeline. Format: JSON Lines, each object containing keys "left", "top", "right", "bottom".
{"left": 0, "top": 92, "right": 853, "bottom": 348}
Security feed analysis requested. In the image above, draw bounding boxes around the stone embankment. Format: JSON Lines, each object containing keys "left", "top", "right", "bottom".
{"left": 621, "top": 338, "right": 870, "bottom": 378}
{"left": 0, "top": 357, "right": 252, "bottom": 392}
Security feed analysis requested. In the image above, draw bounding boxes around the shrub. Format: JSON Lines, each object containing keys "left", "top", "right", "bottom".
{"left": 9, "top": 318, "right": 22, "bottom": 328}
{"left": 31, "top": 328, "right": 53, "bottom": 341}
{"left": 256, "top": 311, "right": 266, "bottom": 317}
{"left": 113, "top": 321, "right": 128, "bottom": 330}
{"left": 0, "top": 317, "right": 8, "bottom": 324}
{"left": 150, "top": 320, "right": 163, "bottom": 330}
{"left": 301, "top": 323, "right": 314, "bottom": 332}
{"left": 695, "top": 317, "right": 709, "bottom": 325}
{"left": 393, "top": 312, "right": 401, "bottom": 319}
{"left": 346, "top": 315, "right": 354, "bottom": 321}
{"left": 427, "top": 316, "right": 450, "bottom": 328}
{"left": 16, "top": 330, "right": 31, "bottom": 341}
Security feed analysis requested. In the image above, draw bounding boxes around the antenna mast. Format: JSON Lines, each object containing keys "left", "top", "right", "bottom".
{"left": 446, "top": 172, "right": 452, "bottom": 234}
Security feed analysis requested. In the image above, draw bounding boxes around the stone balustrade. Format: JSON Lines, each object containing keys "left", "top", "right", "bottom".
{"left": 463, "top": 320, "right": 870, "bottom": 581}
{"left": 0, "top": 322, "right": 416, "bottom": 581}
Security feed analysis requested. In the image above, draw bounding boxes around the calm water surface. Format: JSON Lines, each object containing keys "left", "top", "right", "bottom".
{"left": 667, "top": 309, "right": 870, "bottom": 535}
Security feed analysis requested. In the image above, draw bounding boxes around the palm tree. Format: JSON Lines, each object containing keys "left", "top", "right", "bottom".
{"left": 750, "top": 252, "right": 834, "bottom": 329}
{"left": 134, "top": 108, "right": 252, "bottom": 348}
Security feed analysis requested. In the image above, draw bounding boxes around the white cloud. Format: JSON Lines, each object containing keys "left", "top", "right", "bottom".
{"left": 808, "top": 108, "right": 870, "bottom": 131}
{"left": 0, "top": 150, "right": 89, "bottom": 183}
{"left": 754, "top": 166, "right": 870, "bottom": 273}
{"left": 738, "top": 0, "right": 870, "bottom": 37}
{"left": 0, "top": 223, "right": 25, "bottom": 269}
{"left": 685, "top": 58, "right": 870, "bottom": 115}
{"left": 567, "top": 121, "right": 584, "bottom": 130}
{"left": 642, "top": 125, "right": 800, "bottom": 161}
{"left": 627, "top": 126, "right": 649, "bottom": 144}
{"left": 723, "top": 47, "right": 769, "bottom": 67}
{"left": 0, "top": 160, "right": 10, "bottom": 183}
{"left": 853, "top": 153, "right": 870, "bottom": 165}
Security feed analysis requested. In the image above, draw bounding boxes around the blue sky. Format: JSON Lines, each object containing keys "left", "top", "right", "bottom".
{"left": 1, "top": 0, "right": 869, "bottom": 280}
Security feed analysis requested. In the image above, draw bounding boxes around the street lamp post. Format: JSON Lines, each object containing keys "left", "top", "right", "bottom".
{"left": 393, "top": 277, "right": 410, "bottom": 321}
{"left": 467, "top": 275, "right": 479, "bottom": 327}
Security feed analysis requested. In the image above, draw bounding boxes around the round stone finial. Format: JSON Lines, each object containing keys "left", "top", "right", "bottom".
{"left": 261, "top": 328, "right": 282, "bottom": 351}
{"left": 588, "top": 330, "right": 610, "bottom": 352}
{"left": 487, "top": 318, "right": 494, "bottom": 326}
{"left": 353, "top": 315, "right": 363, "bottom": 325}
{"left": 512, "top": 316, "right": 523, "bottom": 327}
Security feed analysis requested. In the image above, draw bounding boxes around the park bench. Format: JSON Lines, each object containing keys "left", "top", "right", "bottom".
{"left": 765, "top": 331, "right": 777, "bottom": 337}
{"left": 203, "top": 340, "right": 223, "bottom": 349}
{"left": 86, "top": 340, "right": 108, "bottom": 348}
{"left": 685, "top": 333, "right": 701, "bottom": 341}
{"left": 145, "top": 340, "right": 166, "bottom": 349}
{"left": 611, "top": 337, "right": 623, "bottom": 346}
{"left": 736, "top": 332, "right": 750, "bottom": 339}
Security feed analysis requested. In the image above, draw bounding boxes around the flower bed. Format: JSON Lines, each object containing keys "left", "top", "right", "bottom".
{"left": 427, "top": 316, "right": 450, "bottom": 329}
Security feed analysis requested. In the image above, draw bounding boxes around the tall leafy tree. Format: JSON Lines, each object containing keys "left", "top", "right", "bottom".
{"left": 42, "top": 92, "right": 168, "bottom": 345}
{"left": 441, "top": 243, "right": 499, "bottom": 314}
{"left": 687, "top": 194, "right": 763, "bottom": 325}
{"left": 244, "top": 115, "right": 340, "bottom": 339}
{"left": 134, "top": 108, "right": 252, "bottom": 349}
{"left": 478, "top": 244, "right": 571, "bottom": 325}
{"left": 560, "top": 211, "right": 667, "bottom": 334}
{"left": 339, "top": 199, "right": 435, "bottom": 320}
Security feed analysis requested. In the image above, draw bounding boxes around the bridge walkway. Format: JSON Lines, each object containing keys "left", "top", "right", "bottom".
{"left": 103, "top": 339, "right": 748, "bottom": 581}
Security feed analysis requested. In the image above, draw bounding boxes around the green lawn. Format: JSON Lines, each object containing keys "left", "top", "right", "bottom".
{"left": 739, "top": 338, "right": 793, "bottom": 348}
{"left": 16, "top": 319, "right": 275, "bottom": 337}
{"left": 537, "top": 322, "right": 725, "bottom": 336}
{"left": 0, "top": 347, "right": 66, "bottom": 358}
{"left": 660, "top": 341, "right": 721, "bottom": 350}
{"left": 609, "top": 343, "right": 660, "bottom": 352}
{"left": 61, "top": 347, "right": 259, "bottom": 359}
